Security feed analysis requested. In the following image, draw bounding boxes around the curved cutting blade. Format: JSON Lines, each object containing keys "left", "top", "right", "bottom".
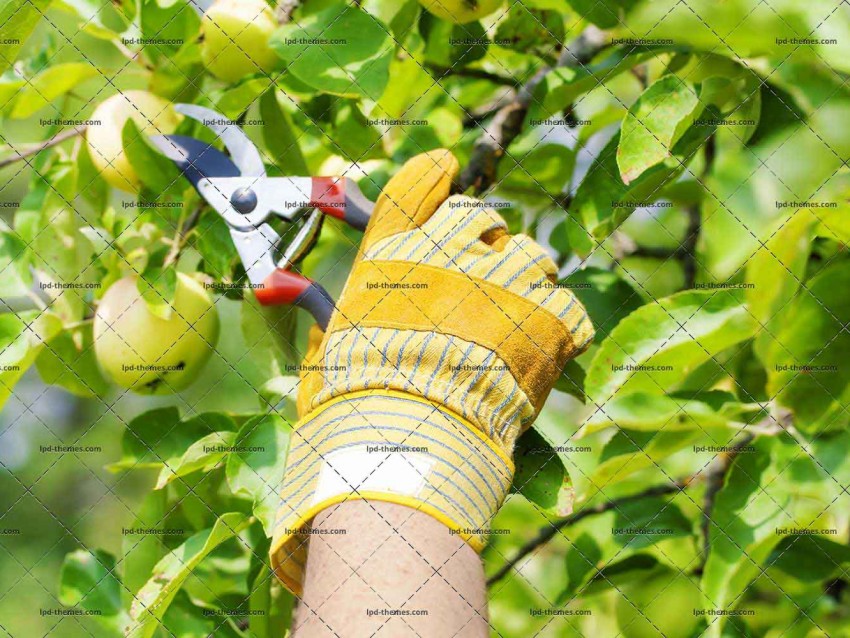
{"left": 149, "top": 134, "right": 241, "bottom": 187}
{"left": 174, "top": 103, "right": 266, "bottom": 177}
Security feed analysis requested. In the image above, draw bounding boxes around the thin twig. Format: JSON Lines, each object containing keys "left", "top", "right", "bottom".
{"left": 0, "top": 128, "right": 85, "bottom": 169}
{"left": 462, "top": 96, "right": 517, "bottom": 128}
{"left": 490, "top": 422, "right": 770, "bottom": 587}
{"left": 697, "top": 432, "right": 756, "bottom": 573}
{"left": 487, "top": 477, "right": 691, "bottom": 587}
{"left": 630, "top": 245, "right": 678, "bottom": 260}
{"left": 682, "top": 205, "right": 700, "bottom": 288}
{"left": 113, "top": 39, "right": 154, "bottom": 72}
{"left": 163, "top": 204, "right": 204, "bottom": 268}
{"left": 630, "top": 64, "right": 649, "bottom": 89}
{"left": 459, "top": 26, "right": 608, "bottom": 194}
{"left": 426, "top": 64, "right": 517, "bottom": 86}
{"left": 682, "top": 134, "right": 716, "bottom": 288}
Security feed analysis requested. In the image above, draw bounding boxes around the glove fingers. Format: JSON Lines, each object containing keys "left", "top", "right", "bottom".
{"left": 361, "top": 150, "right": 459, "bottom": 253}
{"left": 416, "top": 200, "right": 592, "bottom": 345}
{"left": 494, "top": 235, "right": 594, "bottom": 347}
{"left": 384, "top": 195, "right": 508, "bottom": 264}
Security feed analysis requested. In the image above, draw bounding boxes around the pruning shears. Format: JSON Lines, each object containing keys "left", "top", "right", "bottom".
{"left": 150, "top": 104, "right": 373, "bottom": 330}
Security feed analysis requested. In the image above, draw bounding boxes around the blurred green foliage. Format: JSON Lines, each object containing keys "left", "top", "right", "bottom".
{"left": 1, "top": 0, "right": 850, "bottom": 636}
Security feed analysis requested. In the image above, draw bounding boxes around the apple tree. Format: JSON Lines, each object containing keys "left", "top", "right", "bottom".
{"left": 1, "top": 0, "right": 849, "bottom": 636}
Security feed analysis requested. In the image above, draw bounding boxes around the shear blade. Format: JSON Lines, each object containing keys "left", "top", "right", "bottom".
{"left": 150, "top": 135, "right": 241, "bottom": 188}
{"left": 174, "top": 104, "right": 266, "bottom": 177}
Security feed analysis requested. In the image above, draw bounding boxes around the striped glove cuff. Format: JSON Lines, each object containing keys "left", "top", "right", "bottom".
{"left": 270, "top": 391, "right": 514, "bottom": 595}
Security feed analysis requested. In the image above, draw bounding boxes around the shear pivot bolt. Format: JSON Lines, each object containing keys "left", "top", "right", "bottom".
{"left": 231, "top": 187, "right": 258, "bottom": 214}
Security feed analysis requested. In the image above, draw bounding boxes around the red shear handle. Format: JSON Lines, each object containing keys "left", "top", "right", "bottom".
{"left": 255, "top": 269, "right": 335, "bottom": 330}
{"left": 310, "top": 177, "right": 371, "bottom": 231}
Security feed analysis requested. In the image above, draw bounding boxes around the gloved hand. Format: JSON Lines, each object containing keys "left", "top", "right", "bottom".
{"left": 270, "top": 150, "right": 594, "bottom": 594}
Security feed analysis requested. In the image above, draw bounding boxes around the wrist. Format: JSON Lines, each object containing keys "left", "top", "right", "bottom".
{"left": 293, "top": 500, "right": 488, "bottom": 638}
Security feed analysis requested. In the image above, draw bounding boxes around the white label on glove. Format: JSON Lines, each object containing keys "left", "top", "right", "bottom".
{"left": 312, "top": 446, "right": 433, "bottom": 505}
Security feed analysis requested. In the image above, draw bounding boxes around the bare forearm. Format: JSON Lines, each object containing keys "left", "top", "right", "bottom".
{"left": 292, "top": 501, "right": 489, "bottom": 638}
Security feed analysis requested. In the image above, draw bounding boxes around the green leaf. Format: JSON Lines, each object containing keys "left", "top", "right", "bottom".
{"left": 108, "top": 408, "right": 236, "bottom": 472}
{"left": 496, "top": 142, "right": 574, "bottom": 194}
{"left": 362, "top": 0, "right": 419, "bottom": 40}
{"left": 225, "top": 414, "right": 292, "bottom": 535}
{"left": 0, "top": 221, "right": 32, "bottom": 297}
{"left": 559, "top": 115, "right": 716, "bottom": 256}
{"left": 76, "top": 139, "right": 110, "bottom": 211}
{"left": 158, "top": 592, "right": 216, "bottom": 638}
{"left": 532, "top": 45, "right": 683, "bottom": 119}
{"left": 136, "top": 265, "right": 177, "bottom": 321}
{"left": 18, "top": 159, "right": 91, "bottom": 322}
{"left": 333, "top": 101, "right": 383, "bottom": 161}
{"left": 495, "top": 6, "right": 564, "bottom": 55}
{"left": 560, "top": 267, "right": 643, "bottom": 343}
{"left": 195, "top": 211, "right": 237, "bottom": 279}
{"left": 577, "top": 554, "right": 661, "bottom": 597}
{"left": 0, "top": 0, "right": 52, "bottom": 75}
{"left": 392, "top": 107, "right": 461, "bottom": 159}
{"left": 617, "top": 75, "right": 703, "bottom": 184}
{"left": 580, "top": 428, "right": 706, "bottom": 491}
{"left": 724, "top": 77, "right": 761, "bottom": 145}
{"left": 701, "top": 95, "right": 850, "bottom": 279}
{"left": 511, "top": 427, "right": 569, "bottom": 513}
{"left": 624, "top": 0, "right": 850, "bottom": 73}
{"left": 270, "top": 4, "right": 393, "bottom": 100}
{"left": 217, "top": 77, "right": 271, "bottom": 119}
{"left": 155, "top": 431, "right": 237, "bottom": 489}
{"left": 0, "top": 311, "right": 62, "bottom": 412}
{"left": 8, "top": 62, "right": 99, "bottom": 118}
{"left": 565, "top": 0, "right": 644, "bottom": 28}
{"left": 59, "top": 549, "right": 122, "bottom": 616}
{"left": 553, "top": 358, "right": 585, "bottom": 402}
{"left": 259, "top": 90, "right": 309, "bottom": 175}
{"left": 122, "top": 118, "right": 182, "bottom": 194}
{"left": 423, "top": 18, "right": 488, "bottom": 68}
{"left": 139, "top": 0, "right": 200, "bottom": 58}
{"left": 768, "top": 535, "right": 850, "bottom": 583}
{"left": 814, "top": 201, "right": 850, "bottom": 246}
{"left": 0, "top": 76, "right": 25, "bottom": 111}
{"left": 57, "top": 0, "right": 130, "bottom": 39}
{"left": 559, "top": 495, "right": 692, "bottom": 599}
{"left": 152, "top": 44, "right": 204, "bottom": 103}
{"left": 241, "top": 296, "right": 298, "bottom": 380}
{"left": 764, "top": 262, "right": 850, "bottom": 434}
{"left": 109, "top": 407, "right": 180, "bottom": 471}
{"left": 122, "top": 490, "right": 168, "bottom": 598}
{"left": 579, "top": 392, "right": 735, "bottom": 436}
{"left": 35, "top": 322, "right": 110, "bottom": 398}
{"left": 585, "top": 290, "right": 757, "bottom": 404}
{"left": 701, "top": 437, "right": 826, "bottom": 638}
{"left": 259, "top": 375, "right": 299, "bottom": 410}
{"left": 249, "top": 567, "right": 294, "bottom": 638}
{"left": 125, "top": 512, "right": 250, "bottom": 638}
{"left": 747, "top": 209, "right": 817, "bottom": 331}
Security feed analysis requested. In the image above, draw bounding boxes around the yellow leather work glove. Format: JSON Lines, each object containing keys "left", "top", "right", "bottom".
{"left": 270, "top": 150, "right": 594, "bottom": 594}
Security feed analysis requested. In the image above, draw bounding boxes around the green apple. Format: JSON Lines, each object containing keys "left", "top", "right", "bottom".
{"left": 94, "top": 274, "right": 220, "bottom": 394}
{"left": 614, "top": 571, "right": 702, "bottom": 638}
{"left": 86, "top": 91, "right": 181, "bottom": 192}
{"left": 418, "top": 0, "right": 504, "bottom": 24}
{"left": 201, "top": 0, "right": 279, "bottom": 83}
